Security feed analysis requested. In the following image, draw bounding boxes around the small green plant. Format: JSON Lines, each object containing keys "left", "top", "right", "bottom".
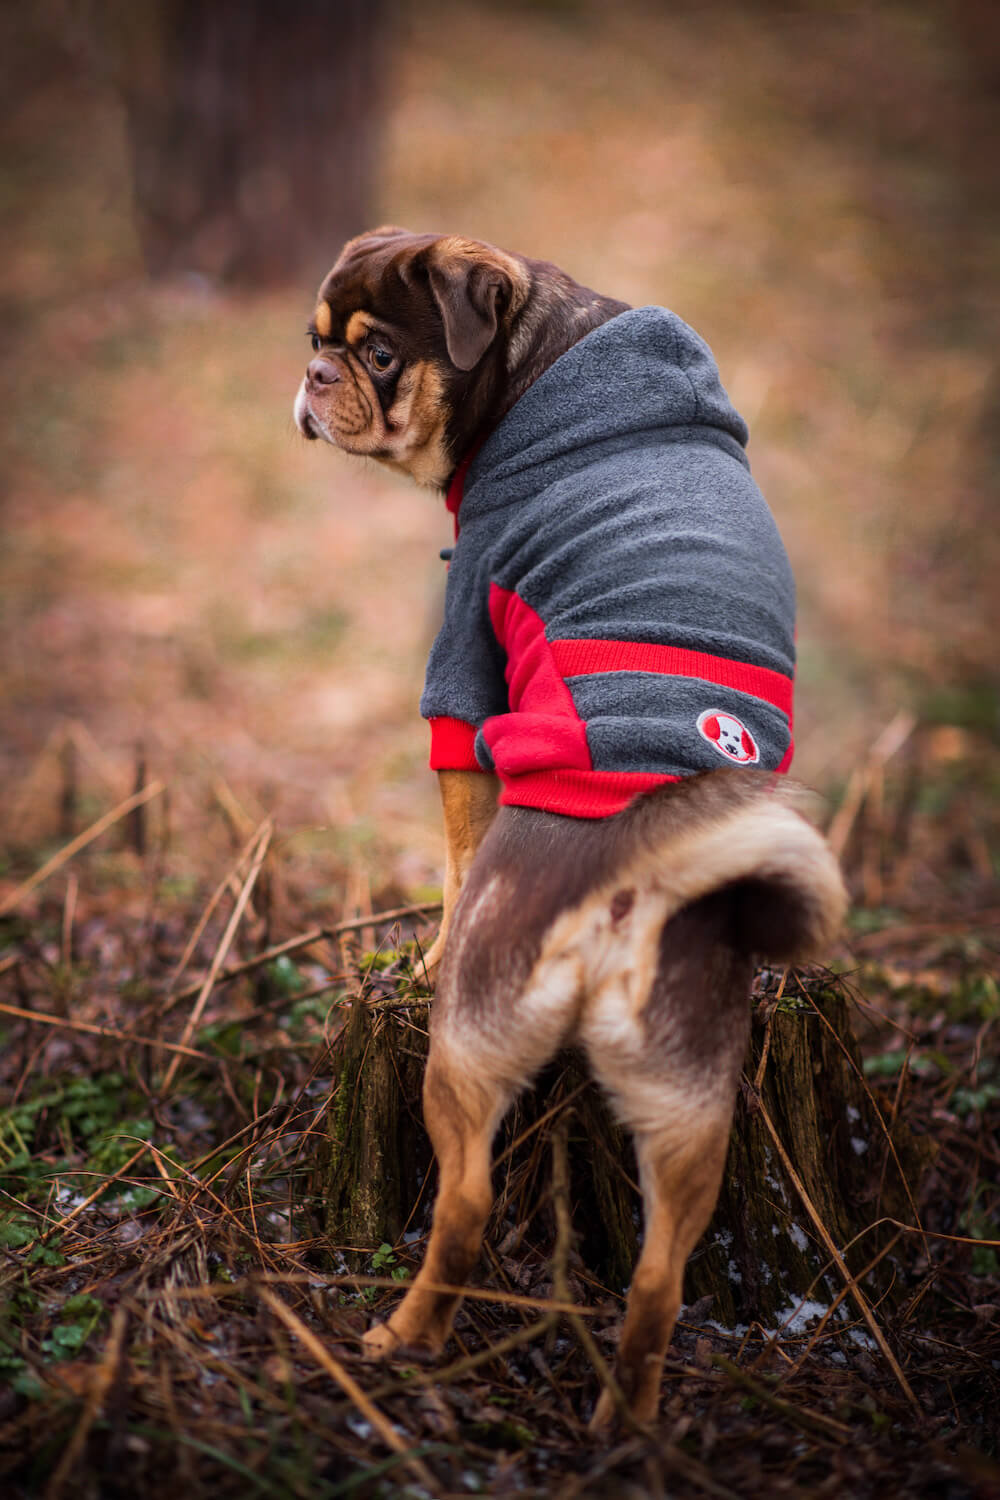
{"left": 370, "top": 1242, "right": 409, "bottom": 1282}
{"left": 41, "top": 1294, "right": 105, "bottom": 1362}
{"left": 267, "top": 955, "right": 306, "bottom": 996}
{"left": 960, "top": 1187, "right": 1000, "bottom": 1277}
{"left": 0, "top": 1214, "right": 64, "bottom": 1267}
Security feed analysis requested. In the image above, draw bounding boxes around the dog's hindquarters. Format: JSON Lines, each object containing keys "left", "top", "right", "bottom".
{"left": 363, "top": 772, "right": 846, "bottom": 1422}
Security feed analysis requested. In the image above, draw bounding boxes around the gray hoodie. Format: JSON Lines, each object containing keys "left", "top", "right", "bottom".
{"left": 420, "top": 305, "right": 795, "bottom": 818}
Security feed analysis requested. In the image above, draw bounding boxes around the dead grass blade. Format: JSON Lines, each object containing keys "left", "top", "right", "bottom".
{"left": 549, "top": 1112, "right": 640, "bottom": 1436}
{"left": 0, "top": 781, "right": 165, "bottom": 917}
{"left": 38, "top": 1144, "right": 150, "bottom": 1245}
{"left": 163, "top": 1272, "right": 602, "bottom": 1319}
{"left": 160, "top": 819, "right": 272, "bottom": 1094}
{"left": 758, "top": 1098, "right": 920, "bottom": 1411}
{"left": 799, "top": 979, "right": 928, "bottom": 1252}
{"left": 257, "top": 1286, "right": 440, "bottom": 1495}
{"left": 166, "top": 901, "right": 443, "bottom": 1008}
{"left": 827, "top": 710, "right": 916, "bottom": 858}
{"left": 162, "top": 822, "right": 264, "bottom": 1000}
{"left": 372, "top": 1315, "right": 557, "bottom": 1401}
{"left": 0, "top": 1002, "right": 211, "bottom": 1059}
{"left": 710, "top": 1354, "right": 850, "bottom": 1440}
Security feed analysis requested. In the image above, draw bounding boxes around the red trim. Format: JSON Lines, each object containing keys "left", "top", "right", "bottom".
{"left": 444, "top": 435, "right": 488, "bottom": 540}
{"left": 483, "top": 586, "right": 592, "bottom": 777}
{"left": 550, "top": 638, "right": 793, "bottom": 717}
{"left": 428, "top": 716, "right": 481, "bottom": 772}
{"left": 498, "top": 768, "right": 680, "bottom": 819}
{"left": 444, "top": 457, "right": 472, "bottom": 541}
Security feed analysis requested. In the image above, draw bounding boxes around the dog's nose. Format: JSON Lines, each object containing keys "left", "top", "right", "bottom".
{"left": 307, "top": 357, "right": 340, "bottom": 389}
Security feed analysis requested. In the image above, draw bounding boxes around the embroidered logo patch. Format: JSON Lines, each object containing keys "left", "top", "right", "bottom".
{"left": 697, "top": 709, "right": 760, "bottom": 765}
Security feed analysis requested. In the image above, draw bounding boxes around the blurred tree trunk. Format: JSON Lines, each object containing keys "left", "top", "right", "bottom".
{"left": 320, "top": 979, "right": 928, "bottom": 1327}
{"left": 110, "top": 0, "right": 384, "bottom": 286}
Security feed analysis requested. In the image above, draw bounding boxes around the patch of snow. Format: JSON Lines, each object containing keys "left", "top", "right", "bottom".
{"left": 775, "top": 1298, "right": 830, "bottom": 1335}
{"left": 788, "top": 1222, "right": 810, "bottom": 1252}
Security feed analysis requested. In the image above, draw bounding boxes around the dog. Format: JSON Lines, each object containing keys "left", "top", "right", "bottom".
{"left": 294, "top": 228, "right": 846, "bottom": 1428}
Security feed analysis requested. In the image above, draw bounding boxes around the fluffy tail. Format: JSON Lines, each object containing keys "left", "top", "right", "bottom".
{"left": 642, "top": 778, "right": 847, "bottom": 964}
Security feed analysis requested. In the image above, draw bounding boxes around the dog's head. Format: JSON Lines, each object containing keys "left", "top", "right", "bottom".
{"left": 293, "top": 227, "right": 628, "bottom": 489}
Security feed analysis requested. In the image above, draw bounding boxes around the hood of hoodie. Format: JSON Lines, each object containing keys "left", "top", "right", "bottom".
{"left": 457, "top": 305, "right": 750, "bottom": 510}
{"left": 421, "top": 303, "right": 796, "bottom": 818}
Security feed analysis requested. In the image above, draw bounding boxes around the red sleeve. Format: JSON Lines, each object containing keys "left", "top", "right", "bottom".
{"left": 428, "top": 716, "right": 484, "bottom": 772}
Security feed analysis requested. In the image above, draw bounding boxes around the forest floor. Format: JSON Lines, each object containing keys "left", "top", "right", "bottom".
{"left": 2, "top": 1, "right": 999, "bottom": 1494}
{"left": 0, "top": 775, "right": 998, "bottom": 1498}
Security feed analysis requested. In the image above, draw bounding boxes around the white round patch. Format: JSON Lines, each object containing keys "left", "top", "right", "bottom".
{"left": 697, "top": 708, "right": 760, "bottom": 765}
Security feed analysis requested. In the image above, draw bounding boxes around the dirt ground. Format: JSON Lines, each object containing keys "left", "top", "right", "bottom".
{"left": 1, "top": 2, "right": 998, "bottom": 1495}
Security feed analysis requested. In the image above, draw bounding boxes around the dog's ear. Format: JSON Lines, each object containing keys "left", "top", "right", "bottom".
{"left": 425, "top": 238, "right": 529, "bottom": 371}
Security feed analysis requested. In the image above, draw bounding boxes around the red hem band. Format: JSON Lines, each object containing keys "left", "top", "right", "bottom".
{"left": 497, "top": 768, "right": 681, "bottom": 819}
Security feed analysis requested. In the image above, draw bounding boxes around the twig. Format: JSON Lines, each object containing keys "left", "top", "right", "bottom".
{"left": 493, "top": 1080, "right": 591, "bottom": 1170}
{"left": 753, "top": 969, "right": 786, "bottom": 1092}
{"left": 782, "top": 1230, "right": 904, "bottom": 1380}
{"left": 162, "top": 822, "right": 267, "bottom": 1001}
{"left": 38, "top": 1144, "right": 151, "bottom": 1244}
{"left": 711, "top": 1354, "right": 849, "bottom": 1439}
{"left": 372, "top": 1315, "right": 557, "bottom": 1400}
{"left": 0, "top": 781, "right": 165, "bottom": 916}
{"left": 550, "top": 1114, "right": 641, "bottom": 1435}
{"left": 799, "top": 980, "right": 927, "bottom": 1253}
{"left": 827, "top": 710, "right": 916, "bottom": 858}
{"left": 162, "top": 1273, "right": 604, "bottom": 1317}
{"left": 257, "top": 1287, "right": 439, "bottom": 1495}
{"left": 0, "top": 1002, "right": 211, "bottom": 1060}
{"left": 160, "top": 819, "right": 272, "bottom": 1094}
{"left": 758, "top": 1098, "right": 920, "bottom": 1410}
{"left": 167, "top": 901, "right": 442, "bottom": 1007}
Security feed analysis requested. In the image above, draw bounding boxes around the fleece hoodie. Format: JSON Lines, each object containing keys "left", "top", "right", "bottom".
{"left": 420, "top": 305, "right": 796, "bottom": 819}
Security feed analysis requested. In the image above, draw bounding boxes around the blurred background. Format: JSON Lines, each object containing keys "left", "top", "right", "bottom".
{"left": 2, "top": 0, "right": 998, "bottom": 911}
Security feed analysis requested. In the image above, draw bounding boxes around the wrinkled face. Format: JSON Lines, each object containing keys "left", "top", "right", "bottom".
{"left": 293, "top": 227, "right": 530, "bottom": 489}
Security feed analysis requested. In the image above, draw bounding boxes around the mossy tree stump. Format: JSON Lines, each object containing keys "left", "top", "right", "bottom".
{"left": 321, "top": 973, "right": 923, "bottom": 1322}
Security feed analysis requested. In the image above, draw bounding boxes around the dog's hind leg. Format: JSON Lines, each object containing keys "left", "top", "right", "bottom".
{"left": 581, "top": 888, "right": 753, "bottom": 1429}
{"left": 590, "top": 1107, "right": 735, "bottom": 1428}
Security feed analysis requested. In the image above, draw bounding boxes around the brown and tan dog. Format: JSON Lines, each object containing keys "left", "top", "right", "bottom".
{"left": 294, "top": 228, "right": 846, "bottom": 1428}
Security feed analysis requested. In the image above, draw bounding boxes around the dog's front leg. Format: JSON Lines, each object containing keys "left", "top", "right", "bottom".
{"left": 420, "top": 768, "right": 499, "bottom": 979}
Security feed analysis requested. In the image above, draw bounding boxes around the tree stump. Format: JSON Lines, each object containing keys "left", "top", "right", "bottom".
{"left": 320, "top": 970, "right": 925, "bottom": 1322}
{"left": 322, "top": 996, "right": 431, "bottom": 1270}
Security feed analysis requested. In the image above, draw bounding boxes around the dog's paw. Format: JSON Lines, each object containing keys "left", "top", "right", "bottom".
{"left": 360, "top": 1323, "right": 403, "bottom": 1361}
{"left": 361, "top": 1320, "right": 445, "bottom": 1364}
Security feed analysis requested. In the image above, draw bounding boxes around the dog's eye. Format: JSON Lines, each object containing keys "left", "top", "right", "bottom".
{"left": 310, "top": 333, "right": 322, "bottom": 353}
{"left": 369, "top": 346, "right": 394, "bottom": 372}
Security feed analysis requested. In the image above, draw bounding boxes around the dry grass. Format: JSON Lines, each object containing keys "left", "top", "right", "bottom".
{"left": 0, "top": 731, "right": 998, "bottom": 1496}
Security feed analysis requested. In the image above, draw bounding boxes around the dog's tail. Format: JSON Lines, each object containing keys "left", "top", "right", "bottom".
{"left": 637, "top": 776, "right": 847, "bottom": 964}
